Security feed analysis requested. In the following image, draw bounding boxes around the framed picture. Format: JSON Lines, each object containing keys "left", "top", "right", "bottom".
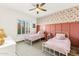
{"left": 33, "top": 24, "right": 35, "bottom": 28}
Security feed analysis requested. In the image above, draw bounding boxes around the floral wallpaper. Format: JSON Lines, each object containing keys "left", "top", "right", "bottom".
{"left": 38, "top": 5, "right": 79, "bottom": 25}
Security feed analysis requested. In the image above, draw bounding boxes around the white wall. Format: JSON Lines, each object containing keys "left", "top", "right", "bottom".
{"left": 0, "top": 7, "right": 36, "bottom": 42}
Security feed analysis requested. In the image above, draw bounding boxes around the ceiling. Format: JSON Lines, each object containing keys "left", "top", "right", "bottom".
{"left": 0, "top": 3, "right": 79, "bottom": 18}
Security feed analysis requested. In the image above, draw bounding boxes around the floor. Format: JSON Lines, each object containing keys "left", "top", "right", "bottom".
{"left": 69, "top": 47, "right": 79, "bottom": 56}
{"left": 16, "top": 40, "right": 52, "bottom": 56}
{"left": 16, "top": 40, "right": 79, "bottom": 56}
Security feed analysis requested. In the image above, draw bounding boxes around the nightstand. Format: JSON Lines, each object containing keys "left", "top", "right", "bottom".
{"left": 47, "top": 33, "right": 53, "bottom": 40}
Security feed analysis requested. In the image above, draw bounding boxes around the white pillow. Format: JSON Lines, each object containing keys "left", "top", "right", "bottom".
{"left": 38, "top": 31, "right": 43, "bottom": 34}
{"left": 56, "top": 33, "right": 65, "bottom": 40}
{"left": 56, "top": 33, "right": 65, "bottom": 37}
{"left": 57, "top": 36, "right": 65, "bottom": 40}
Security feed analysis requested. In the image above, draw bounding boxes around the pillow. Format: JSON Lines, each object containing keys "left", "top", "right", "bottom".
{"left": 38, "top": 31, "right": 43, "bottom": 34}
{"left": 56, "top": 33, "right": 65, "bottom": 37}
{"left": 56, "top": 33, "right": 65, "bottom": 40}
{"left": 56, "top": 36, "right": 65, "bottom": 40}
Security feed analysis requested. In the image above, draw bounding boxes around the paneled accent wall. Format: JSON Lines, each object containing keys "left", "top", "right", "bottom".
{"left": 70, "top": 22, "right": 79, "bottom": 47}
{"left": 50, "top": 24, "right": 55, "bottom": 35}
{"left": 37, "top": 22, "right": 79, "bottom": 48}
{"left": 61, "top": 23, "right": 70, "bottom": 37}
{"left": 55, "top": 24, "right": 62, "bottom": 33}
{"left": 38, "top": 5, "right": 79, "bottom": 25}
{"left": 36, "top": 5, "right": 79, "bottom": 48}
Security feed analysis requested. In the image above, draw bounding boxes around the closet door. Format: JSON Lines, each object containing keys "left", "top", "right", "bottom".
{"left": 36, "top": 25, "right": 40, "bottom": 33}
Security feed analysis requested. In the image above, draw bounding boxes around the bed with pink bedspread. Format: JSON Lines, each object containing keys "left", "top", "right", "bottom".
{"left": 42, "top": 33, "right": 71, "bottom": 56}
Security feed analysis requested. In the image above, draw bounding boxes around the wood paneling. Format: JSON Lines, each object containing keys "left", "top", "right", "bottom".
{"left": 55, "top": 24, "right": 62, "bottom": 33}
{"left": 61, "top": 23, "right": 70, "bottom": 37}
{"left": 45, "top": 24, "right": 51, "bottom": 33}
{"left": 50, "top": 24, "right": 55, "bottom": 35}
{"left": 70, "top": 22, "right": 79, "bottom": 47}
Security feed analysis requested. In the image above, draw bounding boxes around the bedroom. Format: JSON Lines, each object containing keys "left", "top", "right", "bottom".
{"left": 0, "top": 3, "right": 79, "bottom": 56}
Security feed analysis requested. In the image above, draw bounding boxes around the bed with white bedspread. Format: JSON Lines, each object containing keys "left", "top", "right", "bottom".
{"left": 42, "top": 33, "right": 71, "bottom": 56}
{"left": 24, "top": 31, "right": 45, "bottom": 45}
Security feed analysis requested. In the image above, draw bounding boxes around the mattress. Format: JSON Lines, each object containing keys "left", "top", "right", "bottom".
{"left": 44, "top": 37, "right": 71, "bottom": 55}
{"left": 25, "top": 33, "right": 44, "bottom": 41}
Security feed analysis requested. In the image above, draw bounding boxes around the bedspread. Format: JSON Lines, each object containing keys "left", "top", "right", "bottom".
{"left": 44, "top": 37, "right": 71, "bottom": 55}
{"left": 25, "top": 33, "right": 44, "bottom": 41}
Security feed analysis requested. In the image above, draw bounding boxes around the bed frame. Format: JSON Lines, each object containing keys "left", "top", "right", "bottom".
{"left": 42, "top": 42, "right": 68, "bottom": 56}
{"left": 24, "top": 37, "right": 43, "bottom": 45}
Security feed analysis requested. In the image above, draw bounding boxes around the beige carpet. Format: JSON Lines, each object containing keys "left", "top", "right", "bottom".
{"left": 16, "top": 40, "right": 51, "bottom": 56}
{"left": 16, "top": 40, "right": 79, "bottom": 56}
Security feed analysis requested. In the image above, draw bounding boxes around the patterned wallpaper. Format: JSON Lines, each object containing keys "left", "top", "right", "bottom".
{"left": 38, "top": 5, "right": 79, "bottom": 25}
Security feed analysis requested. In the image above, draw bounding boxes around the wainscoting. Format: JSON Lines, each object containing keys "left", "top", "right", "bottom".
{"left": 37, "top": 22, "right": 79, "bottom": 48}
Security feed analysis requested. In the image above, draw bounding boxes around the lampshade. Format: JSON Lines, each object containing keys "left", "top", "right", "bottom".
{"left": 0, "top": 27, "right": 6, "bottom": 45}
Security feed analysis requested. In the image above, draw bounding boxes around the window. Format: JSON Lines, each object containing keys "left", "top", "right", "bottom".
{"left": 17, "top": 19, "right": 30, "bottom": 34}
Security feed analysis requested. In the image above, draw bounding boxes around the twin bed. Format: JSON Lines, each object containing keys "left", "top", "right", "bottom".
{"left": 24, "top": 32, "right": 71, "bottom": 56}
{"left": 42, "top": 33, "right": 71, "bottom": 56}
{"left": 17, "top": 31, "right": 71, "bottom": 56}
{"left": 24, "top": 31, "right": 45, "bottom": 45}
